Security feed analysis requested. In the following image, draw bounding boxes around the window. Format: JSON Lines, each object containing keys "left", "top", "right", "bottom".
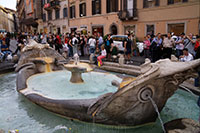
{"left": 63, "top": 8, "right": 68, "bottom": 18}
{"left": 143, "top": 0, "right": 159, "bottom": 8}
{"left": 79, "top": 3, "right": 86, "bottom": 17}
{"left": 43, "top": 13, "right": 46, "bottom": 22}
{"left": 146, "top": 24, "right": 155, "bottom": 35}
{"left": 48, "top": 11, "right": 52, "bottom": 20}
{"left": 55, "top": 9, "right": 60, "bottom": 19}
{"left": 124, "top": 25, "right": 136, "bottom": 35}
{"left": 92, "top": 0, "right": 101, "bottom": 15}
{"left": 107, "top": 0, "right": 118, "bottom": 13}
{"left": 168, "top": 23, "right": 185, "bottom": 35}
{"left": 168, "top": 0, "right": 188, "bottom": 5}
{"left": 70, "top": 5, "right": 75, "bottom": 18}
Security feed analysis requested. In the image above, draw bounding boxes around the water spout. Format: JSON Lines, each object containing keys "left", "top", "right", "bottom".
{"left": 148, "top": 96, "right": 166, "bottom": 133}
{"left": 180, "top": 86, "right": 198, "bottom": 98}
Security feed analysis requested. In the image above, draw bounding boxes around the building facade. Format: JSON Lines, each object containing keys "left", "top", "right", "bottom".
{"left": 17, "top": 0, "right": 43, "bottom": 33}
{"left": 68, "top": 0, "right": 199, "bottom": 39}
{"left": 40, "top": 0, "right": 69, "bottom": 34}
{"left": 0, "top": 6, "right": 16, "bottom": 32}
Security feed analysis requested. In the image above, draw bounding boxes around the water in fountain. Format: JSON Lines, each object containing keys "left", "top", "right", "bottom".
{"left": 148, "top": 96, "right": 166, "bottom": 133}
{"left": 26, "top": 71, "right": 122, "bottom": 99}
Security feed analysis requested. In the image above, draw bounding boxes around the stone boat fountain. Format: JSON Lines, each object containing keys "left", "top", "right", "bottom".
{"left": 16, "top": 40, "right": 200, "bottom": 127}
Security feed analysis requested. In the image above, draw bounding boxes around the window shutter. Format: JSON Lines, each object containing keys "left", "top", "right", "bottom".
{"left": 155, "top": 0, "right": 160, "bottom": 6}
{"left": 73, "top": 6, "right": 76, "bottom": 18}
{"left": 84, "top": 3, "right": 86, "bottom": 16}
{"left": 92, "top": 0, "right": 95, "bottom": 15}
{"left": 70, "top": 7, "right": 72, "bottom": 18}
{"left": 107, "top": 0, "right": 110, "bottom": 13}
{"left": 99, "top": 0, "right": 101, "bottom": 14}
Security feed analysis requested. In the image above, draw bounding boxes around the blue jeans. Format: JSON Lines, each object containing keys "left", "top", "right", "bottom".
{"left": 90, "top": 46, "right": 95, "bottom": 54}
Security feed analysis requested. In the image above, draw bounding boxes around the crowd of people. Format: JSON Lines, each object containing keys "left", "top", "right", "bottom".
{"left": 143, "top": 32, "right": 200, "bottom": 62}
{"left": 0, "top": 31, "right": 200, "bottom": 64}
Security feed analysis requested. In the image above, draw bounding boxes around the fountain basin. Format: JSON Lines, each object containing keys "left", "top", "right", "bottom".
{"left": 24, "top": 70, "right": 122, "bottom": 100}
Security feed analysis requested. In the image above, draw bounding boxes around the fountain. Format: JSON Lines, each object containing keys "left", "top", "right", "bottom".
{"left": 13, "top": 40, "right": 200, "bottom": 130}
{"left": 64, "top": 54, "right": 93, "bottom": 83}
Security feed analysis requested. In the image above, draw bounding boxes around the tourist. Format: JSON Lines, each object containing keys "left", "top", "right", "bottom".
{"left": 131, "top": 33, "right": 138, "bottom": 57}
{"left": 194, "top": 35, "right": 200, "bottom": 53}
{"left": 124, "top": 34, "right": 133, "bottom": 63}
{"left": 97, "top": 32, "right": 104, "bottom": 50}
{"left": 179, "top": 48, "right": 193, "bottom": 62}
{"left": 93, "top": 47, "right": 101, "bottom": 65}
{"left": 1, "top": 40, "right": 12, "bottom": 60}
{"left": 72, "top": 33, "right": 79, "bottom": 55}
{"left": 104, "top": 34, "right": 113, "bottom": 60}
{"left": 41, "top": 33, "right": 47, "bottom": 44}
{"left": 163, "top": 33, "right": 175, "bottom": 59}
{"left": 88, "top": 35, "right": 96, "bottom": 54}
{"left": 68, "top": 34, "right": 73, "bottom": 57}
{"left": 48, "top": 35, "right": 54, "bottom": 48}
{"left": 84, "top": 35, "right": 89, "bottom": 56}
{"left": 150, "top": 33, "right": 162, "bottom": 62}
{"left": 143, "top": 36, "right": 151, "bottom": 59}
{"left": 97, "top": 45, "right": 107, "bottom": 66}
{"left": 175, "top": 33, "right": 185, "bottom": 58}
{"left": 80, "top": 35, "right": 85, "bottom": 56}
{"left": 184, "top": 33, "right": 196, "bottom": 56}
{"left": 55, "top": 34, "right": 62, "bottom": 53}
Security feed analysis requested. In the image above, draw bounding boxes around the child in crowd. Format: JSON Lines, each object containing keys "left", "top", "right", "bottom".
{"left": 97, "top": 45, "right": 107, "bottom": 66}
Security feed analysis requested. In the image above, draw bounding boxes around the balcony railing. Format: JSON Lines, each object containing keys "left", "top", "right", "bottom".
{"left": 118, "top": 8, "right": 138, "bottom": 21}
{"left": 44, "top": 0, "right": 60, "bottom": 11}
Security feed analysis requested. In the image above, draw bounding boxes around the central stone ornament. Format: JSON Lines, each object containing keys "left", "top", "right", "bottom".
{"left": 64, "top": 64, "right": 87, "bottom": 83}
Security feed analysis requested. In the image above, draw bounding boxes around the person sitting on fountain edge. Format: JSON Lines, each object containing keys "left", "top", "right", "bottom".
{"left": 179, "top": 48, "right": 194, "bottom": 62}
{"left": 97, "top": 45, "right": 107, "bottom": 66}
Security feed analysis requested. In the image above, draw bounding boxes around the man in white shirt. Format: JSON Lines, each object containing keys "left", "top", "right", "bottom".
{"left": 88, "top": 35, "right": 96, "bottom": 54}
{"left": 163, "top": 33, "right": 175, "bottom": 59}
{"left": 180, "top": 48, "right": 193, "bottom": 62}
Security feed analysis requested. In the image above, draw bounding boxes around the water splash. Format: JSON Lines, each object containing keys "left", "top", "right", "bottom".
{"left": 52, "top": 125, "right": 70, "bottom": 133}
{"left": 148, "top": 96, "right": 166, "bottom": 133}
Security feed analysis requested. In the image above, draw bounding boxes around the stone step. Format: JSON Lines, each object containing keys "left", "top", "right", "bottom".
{"left": 103, "top": 62, "right": 141, "bottom": 71}
{"left": 100, "top": 65, "right": 140, "bottom": 76}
